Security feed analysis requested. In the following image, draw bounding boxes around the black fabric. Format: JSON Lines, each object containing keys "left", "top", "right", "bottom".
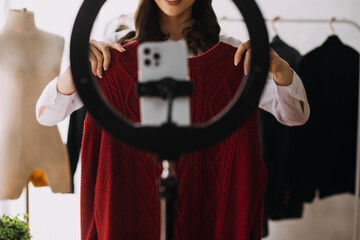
{"left": 260, "top": 36, "right": 304, "bottom": 238}
{"left": 298, "top": 35, "right": 359, "bottom": 202}
{"left": 270, "top": 35, "right": 302, "bottom": 72}
{"left": 66, "top": 106, "right": 87, "bottom": 192}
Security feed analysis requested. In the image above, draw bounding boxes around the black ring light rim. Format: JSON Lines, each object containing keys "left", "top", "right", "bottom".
{"left": 70, "top": 0, "right": 269, "bottom": 158}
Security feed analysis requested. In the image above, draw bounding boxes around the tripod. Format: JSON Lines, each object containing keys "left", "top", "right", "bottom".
{"left": 137, "top": 78, "right": 193, "bottom": 240}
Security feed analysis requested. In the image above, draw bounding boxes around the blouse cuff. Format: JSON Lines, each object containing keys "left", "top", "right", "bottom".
{"left": 273, "top": 70, "right": 307, "bottom": 103}
{"left": 52, "top": 82, "right": 83, "bottom": 116}
{"left": 36, "top": 76, "right": 82, "bottom": 126}
{"left": 37, "top": 76, "right": 76, "bottom": 105}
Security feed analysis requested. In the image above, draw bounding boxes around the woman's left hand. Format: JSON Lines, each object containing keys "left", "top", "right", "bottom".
{"left": 234, "top": 40, "right": 293, "bottom": 86}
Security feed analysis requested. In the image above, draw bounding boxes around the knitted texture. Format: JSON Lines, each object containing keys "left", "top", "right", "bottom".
{"left": 80, "top": 41, "right": 267, "bottom": 240}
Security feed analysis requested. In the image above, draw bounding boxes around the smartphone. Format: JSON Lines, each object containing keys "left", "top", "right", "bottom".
{"left": 138, "top": 41, "right": 191, "bottom": 126}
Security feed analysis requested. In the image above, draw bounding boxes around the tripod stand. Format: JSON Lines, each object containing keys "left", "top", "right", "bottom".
{"left": 137, "top": 77, "right": 193, "bottom": 240}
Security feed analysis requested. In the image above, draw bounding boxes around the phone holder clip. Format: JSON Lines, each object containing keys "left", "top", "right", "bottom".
{"left": 137, "top": 77, "right": 193, "bottom": 123}
{"left": 137, "top": 77, "right": 193, "bottom": 99}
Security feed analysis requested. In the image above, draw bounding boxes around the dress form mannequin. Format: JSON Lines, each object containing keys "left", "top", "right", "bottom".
{"left": 0, "top": 9, "right": 71, "bottom": 199}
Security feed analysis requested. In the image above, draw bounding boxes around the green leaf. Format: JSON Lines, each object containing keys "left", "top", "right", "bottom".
{"left": 0, "top": 214, "right": 32, "bottom": 240}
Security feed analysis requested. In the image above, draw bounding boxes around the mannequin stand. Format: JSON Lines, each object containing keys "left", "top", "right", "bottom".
{"left": 25, "top": 183, "right": 29, "bottom": 223}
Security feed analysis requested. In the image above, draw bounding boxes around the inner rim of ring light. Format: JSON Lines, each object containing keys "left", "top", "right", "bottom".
{"left": 70, "top": 0, "right": 269, "bottom": 158}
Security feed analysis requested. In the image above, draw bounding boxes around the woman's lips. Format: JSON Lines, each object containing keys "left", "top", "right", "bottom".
{"left": 166, "top": 0, "right": 182, "bottom": 6}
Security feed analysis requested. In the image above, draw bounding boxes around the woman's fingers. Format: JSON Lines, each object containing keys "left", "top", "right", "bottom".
{"left": 88, "top": 50, "right": 98, "bottom": 77}
{"left": 107, "top": 42, "right": 127, "bottom": 53}
{"left": 89, "top": 44, "right": 104, "bottom": 78}
{"left": 90, "top": 40, "right": 111, "bottom": 71}
{"left": 269, "top": 47, "right": 283, "bottom": 73}
{"left": 88, "top": 40, "right": 126, "bottom": 77}
{"left": 235, "top": 41, "right": 286, "bottom": 76}
{"left": 234, "top": 40, "right": 251, "bottom": 66}
{"left": 243, "top": 48, "right": 251, "bottom": 75}
{"left": 101, "top": 42, "right": 126, "bottom": 71}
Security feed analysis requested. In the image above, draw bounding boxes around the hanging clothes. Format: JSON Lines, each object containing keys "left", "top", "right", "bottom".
{"left": 66, "top": 106, "right": 87, "bottom": 192}
{"left": 270, "top": 35, "right": 302, "bottom": 71}
{"left": 260, "top": 35, "right": 304, "bottom": 237}
{"left": 298, "top": 35, "right": 359, "bottom": 202}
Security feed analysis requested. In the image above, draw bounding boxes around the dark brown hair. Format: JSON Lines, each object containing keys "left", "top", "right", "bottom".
{"left": 118, "top": 0, "right": 220, "bottom": 55}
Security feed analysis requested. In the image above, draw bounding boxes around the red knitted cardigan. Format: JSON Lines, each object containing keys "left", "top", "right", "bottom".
{"left": 80, "top": 41, "right": 267, "bottom": 240}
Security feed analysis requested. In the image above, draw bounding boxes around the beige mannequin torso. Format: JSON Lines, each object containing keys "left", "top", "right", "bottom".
{"left": 0, "top": 9, "right": 71, "bottom": 199}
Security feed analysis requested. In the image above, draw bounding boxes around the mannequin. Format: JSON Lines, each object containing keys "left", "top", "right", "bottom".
{"left": 0, "top": 9, "right": 71, "bottom": 199}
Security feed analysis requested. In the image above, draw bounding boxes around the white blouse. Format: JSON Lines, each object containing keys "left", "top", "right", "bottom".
{"left": 36, "top": 35, "right": 310, "bottom": 127}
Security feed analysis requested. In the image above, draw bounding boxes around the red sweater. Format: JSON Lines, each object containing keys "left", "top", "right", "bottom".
{"left": 81, "top": 41, "right": 267, "bottom": 240}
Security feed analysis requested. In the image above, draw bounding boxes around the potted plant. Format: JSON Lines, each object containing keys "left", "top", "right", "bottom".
{"left": 0, "top": 214, "right": 32, "bottom": 240}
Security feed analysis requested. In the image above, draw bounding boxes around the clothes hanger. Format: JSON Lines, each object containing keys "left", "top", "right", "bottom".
{"left": 329, "top": 16, "right": 336, "bottom": 35}
{"left": 271, "top": 16, "right": 280, "bottom": 36}
{"left": 326, "top": 16, "right": 343, "bottom": 44}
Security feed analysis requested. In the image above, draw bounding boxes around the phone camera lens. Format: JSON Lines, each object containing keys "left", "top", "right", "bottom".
{"left": 154, "top": 53, "right": 160, "bottom": 60}
{"left": 145, "top": 59, "right": 151, "bottom": 66}
{"left": 144, "top": 48, "right": 151, "bottom": 55}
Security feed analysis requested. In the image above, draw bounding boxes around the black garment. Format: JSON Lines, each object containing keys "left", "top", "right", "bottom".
{"left": 298, "top": 35, "right": 359, "bottom": 202}
{"left": 66, "top": 106, "right": 87, "bottom": 192}
{"left": 270, "top": 35, "right": 302, "bottom": 71}
{"left": 260, "top": 36, "right": 304, "bottom": 238}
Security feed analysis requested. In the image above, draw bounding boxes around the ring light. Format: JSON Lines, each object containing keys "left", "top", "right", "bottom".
{"left": 70, "top": 0, "right": 269, "bottom": 159}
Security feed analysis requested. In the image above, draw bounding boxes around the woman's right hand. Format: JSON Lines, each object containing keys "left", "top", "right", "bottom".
{"left": 89, "top": 39, "right": 126, "bottom": 78}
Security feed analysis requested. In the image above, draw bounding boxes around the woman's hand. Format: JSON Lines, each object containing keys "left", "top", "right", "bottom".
{"left": 89, "top": 40, "right": 126, "bottom": 78}
{"left": 56, "top": 40, "right": 126, "bottom": 96}
{"left": 234, "top": 40, "right": 293, "bottom": 86}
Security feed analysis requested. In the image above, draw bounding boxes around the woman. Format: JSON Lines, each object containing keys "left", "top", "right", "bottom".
{"left": 36, "top": 0, "right": 309, "bottom": 239}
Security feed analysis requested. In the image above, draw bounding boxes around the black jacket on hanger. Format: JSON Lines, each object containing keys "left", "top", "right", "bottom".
{"left": 298, "top": 35, "right": 359, "bottom": 202}
{"left": 270, "top": 35, "right": 302, "bottom": 71}
{"left": 260, "top": 35, "right": 304, "bottom": 237}
{"left": 66, "top": 106, "right": 87, "bottom": 192}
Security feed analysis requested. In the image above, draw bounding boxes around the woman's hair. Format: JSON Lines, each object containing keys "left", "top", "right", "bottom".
{"left": 117, "top": 0, "right": 220, "bottom": 55}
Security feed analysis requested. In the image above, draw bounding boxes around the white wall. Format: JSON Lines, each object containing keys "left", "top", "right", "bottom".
{"left": 214, "top": 0, "right": 360, "bottom": 54}
{"left": 0, "top": 0, "right": 359, "bottom": 239}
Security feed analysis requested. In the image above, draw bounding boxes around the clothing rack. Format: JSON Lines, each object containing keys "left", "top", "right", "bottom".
{"left": 220, "top": 16, "right": 360, "bottom": 240}
{"left": 220, "top": 16, "right": 360, "bottom": 31}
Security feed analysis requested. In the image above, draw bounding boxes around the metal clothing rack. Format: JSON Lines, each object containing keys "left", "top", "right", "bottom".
{"left": 220, "top": 16, "right": 360, "bottom": 240}
{"left": 220, "top": 16, "right": 360, "bottom": 31}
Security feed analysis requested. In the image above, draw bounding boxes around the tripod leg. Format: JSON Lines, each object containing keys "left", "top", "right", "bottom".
{"left": 159, "top": 160, "right": 178, "bottom": 240}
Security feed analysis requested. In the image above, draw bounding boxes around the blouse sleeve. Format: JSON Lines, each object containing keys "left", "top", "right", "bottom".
{"left": 36, "top": 76, "right": 84, "bottom": 126}
{"left": 259, "top": 71, "right": 310, "bottom": 126}
{"left": 35, "top": 30, "right": 135, "bottom": 127}
{"left": 219, "top": 34, "right": 310, "bottom": 126}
